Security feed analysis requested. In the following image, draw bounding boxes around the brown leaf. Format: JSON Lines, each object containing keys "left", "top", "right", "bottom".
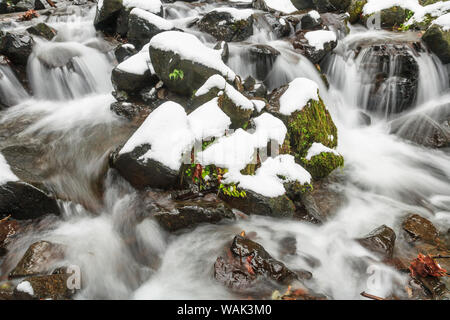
{"left": 409, "top": 253, "right": 447, "bottom": 278}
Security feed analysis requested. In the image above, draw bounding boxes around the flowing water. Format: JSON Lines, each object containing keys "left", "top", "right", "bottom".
{"left": 0, "top": 2, "right": 449, "bottom": 300}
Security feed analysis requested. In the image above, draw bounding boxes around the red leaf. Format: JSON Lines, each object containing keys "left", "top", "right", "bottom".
{"left": 409, "top": 253, "right": 447, "bottom": 278}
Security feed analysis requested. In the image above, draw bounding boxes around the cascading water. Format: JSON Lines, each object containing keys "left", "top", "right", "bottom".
{"left": 0, "top": 2, "right": 449, "bottom": 301}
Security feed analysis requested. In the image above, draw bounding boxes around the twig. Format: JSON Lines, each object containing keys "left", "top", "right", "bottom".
{"left": 0, "top": 215, "right": 11, "bottom": 224}
{"left": 46, "top": 0, "right": 56, "bottom": 7}
{"left": 361, "top": 292, "right": 385, "bottom": 300}
{"left": 432, "top": 255, "right": 450, "bottom": 259}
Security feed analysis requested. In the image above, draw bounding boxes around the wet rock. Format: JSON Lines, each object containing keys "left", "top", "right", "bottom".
{"left": 0, "top": 181, "right": 60, "bottom": 221}
{"left": 249, "top": 44, "right": 280, "bottom": 81}
{"left": 301, "top": 11, "right": 322, "bottom": 30}
{"left": 220, "top": 190, "right": 296, "bottom": 218}
{"left": 154, "top": 201, "right": 235, "bottom": 232}
{"left": 214, "top": 235, "right": 299, "bottom": 293}
{"left": 114, "top": 43, "right": 137, "bottom": 63}
{"left": 313, "top": 0, "right": 351, "bottom": 12}
{"left": 110, "top": 145, "right": 180, "bottom": 190}
{"left": 26, "top": 23, "right": 57, "bottom": 41}
{"left": 94, "top": 0, "right": 123, "bottom": 34}
{"left": 293, "top": 30, "right": 337, "bottom": 64}
{"left": 0, "top": 219, "right": 20, "bottom": 257}
{"left": 198, "top": 9, "right": 254, "bottom": 42}
{"left": 127, "top": 8, "right": 174, "bottom": 50}
{"left": 213, "top": 41, "right": 229, "bottom": 63}
{"left": 9, "top": 241, "right": 65, "bottom": 278}
{"left": 0, "top": 32, "right": 34, "bottom": 66}
{"left": 253, "top": 13, "right": 291, "bottom": 39}
{"left": 402, "top": 214, "right": 438, "bottom": 244}
{"left": 390, "top": 114, "right": 450, "bottom": 149}
{"left": 14, "top": 274, "right": 75, "bottom": 300}
{"left": 423, "top": 24, "right": 450, "bottom": 64}
{"left": 110, "top": 101, "right": 142, "bottom": 120}
{"left": 292, "top": 0, "right": 315, "bottom": 10}
{"left": 357, "top": 225, "right": 396, "bottom": 260}
{"left": 111, "top": 65, "right": 155, "bottom": 94}
{"left": 357, "top": 44, "right": 419, "bottom": 114}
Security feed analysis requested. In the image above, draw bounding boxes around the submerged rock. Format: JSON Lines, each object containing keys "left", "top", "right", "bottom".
{"left": 9, "top": 241, "right": 65, "bottom": 278}
{"left": 0, "top": 181, "right": 60, "bottom": 221}
{"left": 248, "top": 44, "right": 280, "bottom": 81}
{"left": 357, "top": 225, "right": 396, "bottom": 260}
{"left": 197, "top": 9, "right": 254, "bottom": 42}
{"left": 154, "top": 201, "right": 235, "bottom": 232}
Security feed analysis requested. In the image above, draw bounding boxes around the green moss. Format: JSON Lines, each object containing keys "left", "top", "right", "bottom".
{"left": 300, "top": 152, "right": 344, "bottom": 180}
{"left": 286, "top": 97, "right": 338, "bottom": 159}
{"left": 231, "top": 19, "right": 249, "bottom": 32}
{"left": 348, "top": 0, "right": 367, "bottom": 24}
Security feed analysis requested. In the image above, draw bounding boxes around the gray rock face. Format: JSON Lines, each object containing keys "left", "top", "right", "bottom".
{"left": 423, "top": 25, "right": 450, "bottom": 64}
{"left": 111, "top": 66, "right": 155, "bottom": 94}
{"left": 197, "top": 10, "right": 254, "bottom": 42}
{"left": 114, "top": 44, "right": 137, "bottom": 63}
{"left": 127, "top": 10, "right": 172, "bottom": 49}
{"left": 26, "top": 23, "right": 57, "bottom": 41}
{"left": 0, "top": 32, "right": 34, "bottom": 66}
{"left": 111, "top": 145, "right": 180, "bottom": 190}
{"left": 0, "top": 181, "right": 60, "bottom": 221}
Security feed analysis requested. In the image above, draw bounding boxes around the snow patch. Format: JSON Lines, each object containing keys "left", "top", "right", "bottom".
{"left": 188, "top": 98, "right": 231, "bottom": 141}
{"left": 279, "top": 78, "right": 319, "bottom": 116}
{"left": 304, "top": 30, "right": 336, "bottom": 50}
{"left": 123, "top": 0, "right": 162, "bottom": 14}
{"left": 305, "top": 142, "right": 340, "bottom": 160}
{"left": 16, "top": 281, "right": 34, "bottom": 296}
{"left": 0, "top": 153, "right": 19, "bottom": 185}
{"left": 116, "top": 43, "right": 153, "bottom": 75}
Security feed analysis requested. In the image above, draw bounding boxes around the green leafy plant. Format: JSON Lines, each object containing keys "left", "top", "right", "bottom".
{"left": 219, "top": 183, "right": 247, "bottom": 198}
{"left": 169, "top": 69, "right": 184, "bottom": 81}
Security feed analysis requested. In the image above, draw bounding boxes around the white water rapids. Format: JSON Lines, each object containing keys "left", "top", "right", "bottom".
{"left": 0, "top": 3, "right": 449, "bottom": 300}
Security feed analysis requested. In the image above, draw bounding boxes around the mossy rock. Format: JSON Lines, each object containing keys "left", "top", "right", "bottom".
{"left": 26, "top": 23, "right": 57, "bottom": 41}
{"left": 347, "top": 0, "right": 367, "bottom": 24}
{"left": 300, "top": 151, "right": 344, "bottom": 180}
{"left": 362, "top": 6, "right": 409, "bottom": 29}
{"left": 423, "top": 24, "right": 450, "bottom": 64}
{"left": 286, "top": 98, "right": 338, "bottom": 159}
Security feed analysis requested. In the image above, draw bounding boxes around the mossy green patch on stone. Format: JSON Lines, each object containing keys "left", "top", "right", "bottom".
{"left": 286, "top": 97, "right": 338, "bottom": 159}
{"left": 348, "top": 0, "right": 367, "bottom": 24}
{"left": 300, "top": 152, "right": 344, "bottom": 180}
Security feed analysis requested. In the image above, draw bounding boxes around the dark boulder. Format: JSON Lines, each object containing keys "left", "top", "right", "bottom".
{"left": 9, "top": 241, "right": 65, "bottom": 278}
{"left": 301, "top": 11, "right": 322, "bottom": 30}
{"left": 357, "top": 225, "right": 396, "bottom": 260}
{"left": 198, "top": 9, "right": 254, "bottom": 42}
{"left": 111, "top": 66, "right": 154, "bottom": 94}
{"left": 110, "top": 145, "right": 180, "bottom": 190}
{"left": 154, "top": 201, "right": 235, "bottom": 232}
{"left": 292, "top": 30, "right": 337, "bottom": 64}
{"left": 94, "top": 0, "right": 123, "bottom": 34}
{"left": 292, "top": 0, "right": 315, "bottom": 10}
{"left": 0, "top": 32, "right": 34, "bottom": 66}
{"left": 0, "top": 181, "right": 60, "bottom": 220}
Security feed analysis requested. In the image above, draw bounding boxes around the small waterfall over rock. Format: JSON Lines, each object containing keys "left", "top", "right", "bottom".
{"left": 0, "top": 58, "right": 29, "bottom": 107}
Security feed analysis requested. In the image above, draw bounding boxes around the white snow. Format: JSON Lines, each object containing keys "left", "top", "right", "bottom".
{"left": 279, "top": 78, "right": 319, "bottom": 116}
{"left": 308, "top": 10, "right": 321, "bottom": 21}
{"left": 211, "top": 8, "right": 254, "bottom": 21}
{"left": 0, "top": 153, "right": 18, "bottom": 185}
{"left": 304, "top": 30, "right": 336, "bottom": 50}
{"left": 223, "top": 155, "right": 312, "bottom": 198}
{"left": 263, "top": 0, "right": 298, "bottom": 14}
{"left": 149, "top": 31, "right": 236, "bottom": 81}
{"left": 305, "top": 142, "right": 340, "bottom": 160}
{"left": 187, "top": 98, "right": 231, "bottom": 141}
{"left": 252, "top": 99, "right": 266, "bottom": 112}
{"left": 120, "top": 102, "right": 194, "bottom": 171}
{"left": 252, "top": 112, "right": 287, "bottom": 148}
{"left": 116, "top": 43, "right": 153, "bottom": 75}
{"left": 195, "top": 75, "right": 254, "bottom": 110}
{"left": 123, "top": 0, "right": 162, "bottom": 14}
{"left": 16, "top": 281, "right": 34, "bottom": 296}
{"left": 130, "top": 8, "right": 174, "bottom": 30}
{"left": 433, "top": 12, "right": 450, "bottom": 30}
